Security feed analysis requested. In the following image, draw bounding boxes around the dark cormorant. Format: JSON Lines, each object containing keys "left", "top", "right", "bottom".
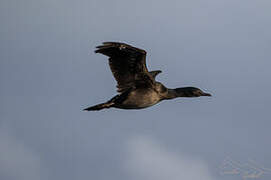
{"left": 84, "top": 42, "right": 211, "bottom": 111}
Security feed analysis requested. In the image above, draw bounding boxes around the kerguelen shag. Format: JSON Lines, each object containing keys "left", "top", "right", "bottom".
{"left": 84, "top": 42, "right": 211, "bottom": 111}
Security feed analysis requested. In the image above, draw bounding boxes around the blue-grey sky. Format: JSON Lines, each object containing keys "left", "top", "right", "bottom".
{"left": 1, "top": 0, "right": 271, "bottom": 179}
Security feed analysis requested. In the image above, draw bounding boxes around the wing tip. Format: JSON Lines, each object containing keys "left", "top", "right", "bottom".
{"left": 94, "top": 41, "right": 147, "bottom": 55}
{"left": 95, "top": 44, "right": 114, "bottom": 53}
{"left": 94, "top": 42, "right": 126, "bottom": 53}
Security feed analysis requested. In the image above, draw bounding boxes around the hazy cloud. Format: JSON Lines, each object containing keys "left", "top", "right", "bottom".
{"left": 0, "top": 126, "right": 43, "bottom": 180}
{"left": 125, "top": 136, "right": 214, "bottom": 180}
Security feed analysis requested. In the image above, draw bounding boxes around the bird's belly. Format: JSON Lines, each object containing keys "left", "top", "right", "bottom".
{"left": 116, "top": 90, "right": 161, "bottom": 109}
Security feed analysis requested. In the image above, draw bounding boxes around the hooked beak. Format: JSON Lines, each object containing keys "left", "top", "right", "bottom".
{"left": 202, "top": 92, "right": 212, "bottom": 96}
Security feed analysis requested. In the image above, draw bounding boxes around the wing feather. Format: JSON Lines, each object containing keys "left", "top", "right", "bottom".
{"left": 95, "top": 42, "right": 154, "bottom": 92}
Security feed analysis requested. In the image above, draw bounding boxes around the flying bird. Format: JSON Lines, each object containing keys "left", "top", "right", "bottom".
{"left": 84, "top": 42, "right": 211, "bottom": 111}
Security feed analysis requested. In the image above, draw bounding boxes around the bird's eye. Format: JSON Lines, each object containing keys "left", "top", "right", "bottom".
{"left": 195, "top": 91, "right": 201, "bottom": 96}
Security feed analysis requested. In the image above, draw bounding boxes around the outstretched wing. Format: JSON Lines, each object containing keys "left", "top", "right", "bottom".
{"left": 95, "top": 42, "right": 155, "bottom": 92}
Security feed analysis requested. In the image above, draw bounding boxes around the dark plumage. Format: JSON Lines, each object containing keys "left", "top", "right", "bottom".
{"left": 84, "top": 42, "right": 211, "bottom": 111}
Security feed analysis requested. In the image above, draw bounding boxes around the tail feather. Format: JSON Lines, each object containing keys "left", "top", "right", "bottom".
{"left": 83, "top": 102, "right": 114, "bottom": 111}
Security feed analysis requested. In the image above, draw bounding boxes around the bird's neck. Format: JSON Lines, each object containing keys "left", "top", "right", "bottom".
{"left": 166, "top": 88, "right": 188, "bottom": 99}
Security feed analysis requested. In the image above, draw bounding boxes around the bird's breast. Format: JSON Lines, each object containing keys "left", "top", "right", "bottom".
{"left": 117, "top": 89, "right": 161, "bottom": 109}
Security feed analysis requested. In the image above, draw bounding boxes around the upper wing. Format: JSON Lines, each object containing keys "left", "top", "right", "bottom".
{"left": 95, "top": 42, "right": 155, "bottom": 92}
{"left": 149, "top": 70, "right": 162, "bottom": 79}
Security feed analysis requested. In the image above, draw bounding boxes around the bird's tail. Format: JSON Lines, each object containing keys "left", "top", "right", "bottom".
{"left": 83, "top": 101, "right": 114, "bottom": 111}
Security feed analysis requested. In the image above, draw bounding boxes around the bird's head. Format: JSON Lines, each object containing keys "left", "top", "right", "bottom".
{"left": 175, "top": 87, "right": 212, "bottom": 97}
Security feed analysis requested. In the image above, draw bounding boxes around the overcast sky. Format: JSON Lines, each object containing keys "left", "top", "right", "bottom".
{"left": 1, "top": 0, "right": 271, "bottom": 179}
